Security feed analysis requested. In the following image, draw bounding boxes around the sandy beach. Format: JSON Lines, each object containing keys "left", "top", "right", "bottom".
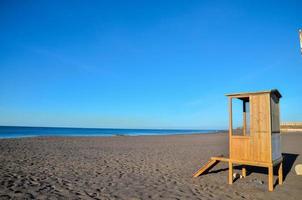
{"left": 0, "top": 132, "right": 301, "bottom": 200}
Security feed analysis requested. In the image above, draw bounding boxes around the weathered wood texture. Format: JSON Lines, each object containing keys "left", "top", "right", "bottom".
{"left": 278, "top": 162, "right": 283, "bottom": 185}
{"left": 193, "top": 159, "right": 218, "bottom": 178}
{"left": 230, "top": 94, "right": 272, "bottom": 163}
{"left": 194, "top": 90, "right": 283, "bottom": 191}
{"left": 227, "top": 90, "right": 283, "bottom": 191}
{"left": 193, "top": 157, "right": 230, "bottom": 177}
{"left": 268, "top": 165, "right": 274, "bottom": 191}
{"left": 228, "top": 161, "right": 233, "bottom": 184}
{"left": 250, "top": 94, "right": 271, "bottom": 163}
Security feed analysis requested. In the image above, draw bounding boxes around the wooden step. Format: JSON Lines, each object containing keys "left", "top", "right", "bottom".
{"left": 193, "top": 159, "right": 218, "bottom": 178}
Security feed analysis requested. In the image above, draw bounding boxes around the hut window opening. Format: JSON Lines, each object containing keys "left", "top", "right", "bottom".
{"left": 232, "top": 97, "right": 250, "bottom": 136}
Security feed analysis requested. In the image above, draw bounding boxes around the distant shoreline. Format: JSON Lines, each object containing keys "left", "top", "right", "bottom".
{"left": 0, "top": 132, "right": 227, "bottom": 140}
{"left": 0, "top": 126, "right": 226, "bottom": 139}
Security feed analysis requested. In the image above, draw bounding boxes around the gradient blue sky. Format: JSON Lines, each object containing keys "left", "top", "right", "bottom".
{"left": 0, "top": 0, "right": 301, "bottom": 129}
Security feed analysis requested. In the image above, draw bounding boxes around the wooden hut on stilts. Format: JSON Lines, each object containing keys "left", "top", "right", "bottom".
{"left": 193, "top": 89, "right": 283, "bottom": 191}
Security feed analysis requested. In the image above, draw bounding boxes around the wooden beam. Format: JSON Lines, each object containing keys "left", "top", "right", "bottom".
{"left": 193, "top": 156, "right": 230, "bottom": 178}
{"left": 278, "top": 162, "right": 283, "bottom": 185}
{"left": 231, "top": 135, "right": 250, "bottom": 139}
{"left": 193, "top": 159, "right": 218, "bottom": 178}
{"left": 268, "top": 166, "right": 274, "bottom": 191}
{"left": 243, "top": 101, "right": 246, "bottom": 136}
{"left": 268, "top": 94, "right": 273, "bottom": 163}
{"left": 229, "top": 161, "right": 233, "bottom": 184}
{"left": 225, "top": 90, "right": 281, "bottom": 98}
{"left": 229, "top": 159, "right": 271, "bottom": 167}
{"left": 242, "top": 166, "right": 247, "bottom": 178}
{"left": 229, "top": 97, "right": 232, "bottom": 158}
{"left": 211, "top": 156, "right": 229, "bottom": 162}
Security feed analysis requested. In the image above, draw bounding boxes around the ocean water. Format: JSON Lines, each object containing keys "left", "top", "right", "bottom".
{"left": 0, "top": 126, "right": 221, "bottom": 139}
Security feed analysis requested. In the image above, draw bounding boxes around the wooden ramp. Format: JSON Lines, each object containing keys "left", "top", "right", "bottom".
{"left": 193, "top": 156, "right": 229, "bottom": 178}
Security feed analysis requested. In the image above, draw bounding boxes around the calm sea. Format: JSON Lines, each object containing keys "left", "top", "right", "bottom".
{"left": 0, "top": 126, "right": 221, "bottom": 139}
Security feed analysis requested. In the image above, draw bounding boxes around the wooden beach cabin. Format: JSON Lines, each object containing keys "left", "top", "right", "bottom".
{"left": 193, "top": 89, "right": 283, "bottom": 191}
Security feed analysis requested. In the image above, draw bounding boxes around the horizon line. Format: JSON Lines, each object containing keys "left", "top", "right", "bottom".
{"left": 0, "top": 124, "right": 226, "bottom": 131}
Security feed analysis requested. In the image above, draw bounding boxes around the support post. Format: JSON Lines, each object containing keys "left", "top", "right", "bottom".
{"left": 268, "top": 165, "right": 274, "bottom": 191}
{"left": 242, "top": 166, "right": 247, "bottom": 178}
{"left": 229, "top": 97, "right": 232, "bottom": 157}
{"left": 243, "top": 101, "right": 246, "bottom": 136}
{"left": 278, "top": 162, "right": 283, "bottom": 185}
{"left": 229, "top": 161, "right": 233, "bottom": 184}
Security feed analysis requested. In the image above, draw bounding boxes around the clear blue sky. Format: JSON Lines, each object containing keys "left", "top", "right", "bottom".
{"left": 0, "top": 0, "right": 301, "bottom": 129}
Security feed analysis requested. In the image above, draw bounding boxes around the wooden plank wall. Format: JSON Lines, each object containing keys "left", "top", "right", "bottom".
{"left": 230, "top": 94, "right": 271, "bottom": 163}
{"left": 230, "top": 136, "right": 250, "bottom": 160}
{"left": 250, "top": 94, "right": 271, "bottom": 163}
